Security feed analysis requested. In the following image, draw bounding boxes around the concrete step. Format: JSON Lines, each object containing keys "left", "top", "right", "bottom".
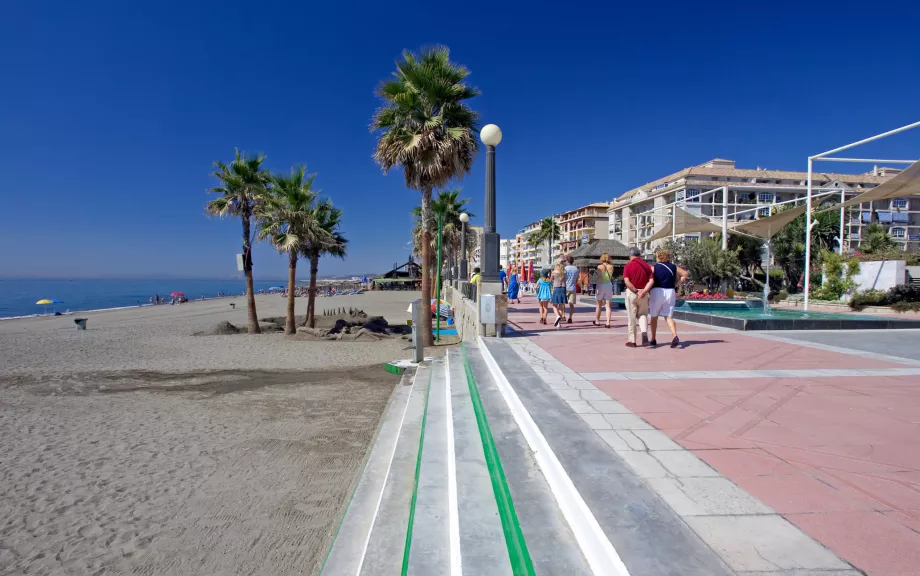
{"left": 461, "top": 341, "right": 592, "bottom": 575}
{"left": 405, "top": 356, "right": 450, "bottom": 575}
{"left": 446, "top": 347, "right": 513, "bottom": 575}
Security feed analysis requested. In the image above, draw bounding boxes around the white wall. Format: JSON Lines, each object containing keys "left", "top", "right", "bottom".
{"left": 853, "top": 260, "right": 906, "bottom": 292}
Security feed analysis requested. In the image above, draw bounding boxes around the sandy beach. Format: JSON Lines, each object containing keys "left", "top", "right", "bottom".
{"left": 0, "top": 291, "right": 419, "bottom": 575}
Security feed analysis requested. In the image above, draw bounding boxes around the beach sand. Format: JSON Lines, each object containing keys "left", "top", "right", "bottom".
{"left": 0, "top": 291, "right": 420, "bottom": 575}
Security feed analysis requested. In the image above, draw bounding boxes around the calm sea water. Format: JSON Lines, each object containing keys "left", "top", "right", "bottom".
{"left": 0, "top": 279, "right": 286, "bottom": 319}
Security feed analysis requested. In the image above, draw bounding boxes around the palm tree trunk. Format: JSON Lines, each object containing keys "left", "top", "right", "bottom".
{"left": 307, "top": 253, "right": 320, "bottom": 329}
{"left": 419, "top": 188, "right": 434, "bottom": 346}
{"left": 285, "top": 252, "right": 297, "bottom": 335}
{"left": 242, "top": 215, "right": 261, "bottom": 334}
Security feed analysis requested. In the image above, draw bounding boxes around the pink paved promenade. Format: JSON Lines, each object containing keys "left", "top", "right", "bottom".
{"left": 507, "top": 297, "right": 920, "bottom": 575}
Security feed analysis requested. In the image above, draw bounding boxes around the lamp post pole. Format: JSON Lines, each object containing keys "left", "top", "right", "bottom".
{"left": 436, "top": 210, "right": 443, "bottom": 342}
{"left": 480, "top": 124, "right": 502, "bottom": 283}
{"left": 459, "top": 213, "right": 469, "bottom": 280}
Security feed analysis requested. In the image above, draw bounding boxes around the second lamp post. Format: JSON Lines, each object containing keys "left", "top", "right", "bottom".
{"left": 480, "top": 123, "right": 502, "bottom": 283}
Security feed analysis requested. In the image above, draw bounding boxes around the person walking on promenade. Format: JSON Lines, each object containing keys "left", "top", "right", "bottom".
{"left": 648, "top": 249, "right": 689, "bottom": 348}
{"left": 593, "top": 253, "right": 614, "bottom": 328}
{"left": 622, "top": 247, "right": 653, "bottom": 347}
{"left": 536, "top": 269, "right": 552, "bottom": 324}
{"left": 551, "top": 263, "right": 567, "bottom": 327}
{"left": 563, "top": 255, "right": 579, "bottom": 323}
{"left": 507, "top": 266, "right": 521, "bottom": 304}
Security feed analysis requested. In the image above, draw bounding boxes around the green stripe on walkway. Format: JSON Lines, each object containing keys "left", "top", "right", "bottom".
{"left": 401, "top": 364, "right": 433, "bottom": 575}
{"left": 461, "top": 344, "right": 536, "bottom": 576}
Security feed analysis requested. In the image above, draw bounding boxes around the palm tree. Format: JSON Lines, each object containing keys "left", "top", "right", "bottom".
{"left": 206, "top": 149, "right": 270, "bottom": 334}
{"left": 411, "top": 189, "right": 474, "bottom": 277}
{"left": 304, "top": 202, "right": 348, "bottom": 328}
{"left": 258, "top": 166, "right": 328, "bottom": 335}
{"left": 372, "top": 46, "right": 480, "bottom": 346}
{"left": 528, "top": 217, "right": 561, "bottom": 266}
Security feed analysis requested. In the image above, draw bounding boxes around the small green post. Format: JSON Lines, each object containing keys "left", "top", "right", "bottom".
{"left": 436, "top": 210, "right": 443, "bottom": 342}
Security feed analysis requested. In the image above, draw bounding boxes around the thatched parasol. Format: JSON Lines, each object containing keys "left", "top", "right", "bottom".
{"left": 567, "top": 239, "right": 631, "bottom": 267}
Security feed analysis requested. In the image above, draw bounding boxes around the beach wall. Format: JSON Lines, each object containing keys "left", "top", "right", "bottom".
{"left": 448, "top": 284, "right": 479, "bottom": 341}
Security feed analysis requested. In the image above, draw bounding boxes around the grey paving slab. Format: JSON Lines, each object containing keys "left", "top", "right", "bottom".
{"left": 580, "top": 372, "right": 628, "bottom": 381}
{"left": 579, "top": 388, "right": 613, "bottom": 401}
{"left": 565, "top": 400, "right": 598, "bottom": 414}
{"left": 759, "top": 329, "right": 920, "bottom": 363}
{"left": 464, "top": 343, "right": 591, "bottom": 576}
{"left": 595, "top": 430, "right": 634, "bottom": 451}
{"left": 612, "top": 430, "right": 649, "bottom": 451}
{"left": 579, "top": 413, "right": 612, "bottom": 430}
{"left": 360, "top": 364, "right": 430, "bottom": 576}
{"left": 629, "top": 429, "right": 683, "bottom": 451}
{"left": 649, "top": 450, "right": 721, "bottom": 478}
{"left": 684, "top": 515, "right": 853, "bottom": 572}
{"left": 602, "top": 413, "right": 655, "bottom": 429}
{"left": 740, "top": 571, "right": 863, "bottom": 576}
{"left": 321, "top": 369, "right": 415, "bottom": 576}
{"left": 484, "top": 339, "right": 735, "bottom": 576}
{"left": 615, "top": 450, "right": 669, "bottom": 478}
{"left": 587, "top": 399, "right": 631, "bottom": 414}
{"left": 447, "top": 349, "right": 512, "bottom": 576}
{"left": 661, "top": 370, "right": 712, "bottom": 379}
{"left": 555, "top": 388, "right": 581, "bottom": 401}
{"left": 620, "top": 371, "right": 673, "bottom": 380}
{"left": 407, "top": 359, "right": 449, "bottom": 576}
{"left": 646, "top": 477, "right": 774, "bottom": 516}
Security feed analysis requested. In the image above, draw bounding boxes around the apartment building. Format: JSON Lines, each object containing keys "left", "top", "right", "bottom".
{"left": 513, "top": 220, "right": 560, "bottom": 271}
{"left": 607, "top": 159, "right": 914, "bottom": 253}
{"left": 557, "top": 203, "right": 610, "bottom": 253}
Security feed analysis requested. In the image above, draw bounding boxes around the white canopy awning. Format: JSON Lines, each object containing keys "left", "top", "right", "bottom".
{"left": 817, "top": 160, "right": 920, "bottom": 214}
{"left": 732, "top": 204, "right": 807, "bottom": 239}
{"left": 647, "top": 207, "right": 724, "bottom": 242}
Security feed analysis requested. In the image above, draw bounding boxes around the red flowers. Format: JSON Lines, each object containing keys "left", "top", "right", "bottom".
{"left": 686, "top": 292, "right": 728, "bottom": 300}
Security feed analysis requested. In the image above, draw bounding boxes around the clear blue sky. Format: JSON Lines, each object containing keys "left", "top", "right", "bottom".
{"left": 2, "top": 0, "right": 919, "bottom": 280}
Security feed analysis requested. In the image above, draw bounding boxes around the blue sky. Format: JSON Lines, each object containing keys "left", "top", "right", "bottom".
{"left": 2, "top": 0, "right": 918, "bottom": 279}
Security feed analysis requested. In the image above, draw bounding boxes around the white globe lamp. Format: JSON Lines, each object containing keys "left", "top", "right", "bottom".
{"left": 480, "top": 124, "right": 503, "bottom": 147}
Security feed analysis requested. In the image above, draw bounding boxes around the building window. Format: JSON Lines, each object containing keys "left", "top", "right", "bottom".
{"left": 757, "top": 192, "right": 774, "bottom": 204}
{"left": 685, "top": 189, "right": 701, "bottom": 202}
{"left": 758, "top": 207, "right": 771, "bottom": 217}
{"left": 892, "top": 198, "right": 908, "bottom": 209}
{"left": 891, "top": 227, "right": 906, "bottom": 239}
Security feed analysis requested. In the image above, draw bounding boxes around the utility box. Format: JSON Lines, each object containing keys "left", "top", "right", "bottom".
{"left": 480, "top": 294, "right": 496, "bottom": 324}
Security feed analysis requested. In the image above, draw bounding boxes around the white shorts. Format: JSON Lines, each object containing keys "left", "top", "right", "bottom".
{"left": 649, "top": 287, "right": 676, "bottom": 317}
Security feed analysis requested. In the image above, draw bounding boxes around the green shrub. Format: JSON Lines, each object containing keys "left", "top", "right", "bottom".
{"left": 774, "top": 290, "right": 789, "bottom": 302}
{"left": 849, "top": 289, "right": 888, "bottom": 310}
{"left": 888, "top": 284, "right": 920, "bottom": 303}
{"left": 891, "top": 301, "right": 920, "bottom": 313}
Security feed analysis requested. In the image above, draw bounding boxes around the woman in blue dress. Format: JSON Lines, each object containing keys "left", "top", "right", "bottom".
{"left": 507, "top": 266, "right": 520, "bottom": 303}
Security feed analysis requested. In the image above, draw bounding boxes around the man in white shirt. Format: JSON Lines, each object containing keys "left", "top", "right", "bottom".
{"left": 564, "top": 255, "right": 579, "bottom": 323}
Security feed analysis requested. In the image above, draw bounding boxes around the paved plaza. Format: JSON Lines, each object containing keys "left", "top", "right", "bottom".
{"left": 506, "top": 297, "right": 920, "bottom": 576}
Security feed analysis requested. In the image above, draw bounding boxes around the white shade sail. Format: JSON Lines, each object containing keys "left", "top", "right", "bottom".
{"left": 732, "top": 204, "right": 807, "bottom": 239}
{"left": 647, "top": 207, "right": 724, "bottom": 242}
{"left": 817, "top": 160, "right": 920, "bottom": 214}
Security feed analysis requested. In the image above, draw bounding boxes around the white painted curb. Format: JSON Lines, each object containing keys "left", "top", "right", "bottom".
{"left": 444, "top": 354, "right": 462, "bottom": 575}
{"left": 477, "top": 336, "right": 630, "bottom": 576}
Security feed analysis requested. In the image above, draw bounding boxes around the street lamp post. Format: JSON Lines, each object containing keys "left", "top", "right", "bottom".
{"left": 459, "top": 212, "right": 469, "bottom": 280}
{"left": 436, "top": 210, "right": 443, "bottom": 342}
{"left": 480, "top": 124, "right": 502, "bottom": 283}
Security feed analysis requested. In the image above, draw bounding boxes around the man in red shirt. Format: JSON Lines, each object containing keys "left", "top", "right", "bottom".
{"left": 622, "top": 247, "right": 654, "bottom": 347}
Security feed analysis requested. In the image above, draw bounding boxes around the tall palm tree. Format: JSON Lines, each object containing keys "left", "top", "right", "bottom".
{"left": 411, "top": 189, "right": 474, "bottom": 271}
{"left": 258, "top": 166, "right": 328, "bottom": 335}
{"left": 304, "top": 202, "right": 348, "bottom": 328}
{"left": 206, "top": 149, "right": 270, "bottom": 334}
{"left": 372, "top": 46, "right": 480, "bottom": 346}
{"left": 528, "top": 217, "right": 561, "bottom": 266}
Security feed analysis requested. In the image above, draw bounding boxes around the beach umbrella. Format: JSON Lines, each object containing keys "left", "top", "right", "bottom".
{"left": 170, "top": 292, "right": 185, "bottom": 297}
{"left": 267, "top": 286, "right": 284, "bottom": 292}
{"left": 36, "top": 298, "right": 56, "bottom": 315}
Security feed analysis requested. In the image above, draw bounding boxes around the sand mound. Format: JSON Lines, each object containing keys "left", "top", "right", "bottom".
{"left": 198, "top": 321, "right": 242, "bottom": 336}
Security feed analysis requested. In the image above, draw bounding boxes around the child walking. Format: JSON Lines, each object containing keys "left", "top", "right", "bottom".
{"left": 536, "top": 269, "right": 552, "bottom": 324}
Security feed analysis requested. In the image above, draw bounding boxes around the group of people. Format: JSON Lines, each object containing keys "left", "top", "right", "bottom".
{"left": 530, "top": 248, "right": 688, "bottom": 348}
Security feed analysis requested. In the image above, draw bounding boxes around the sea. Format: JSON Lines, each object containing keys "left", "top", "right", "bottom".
{"left": 0, "top": 278, "right": 287, "bottom": 319}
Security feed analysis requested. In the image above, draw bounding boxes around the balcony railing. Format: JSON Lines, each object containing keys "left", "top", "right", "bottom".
{"left": 463, "top": 282, "right": 478, "bottom": 302}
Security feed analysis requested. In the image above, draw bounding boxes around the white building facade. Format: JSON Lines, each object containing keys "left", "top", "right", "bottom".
{"left": 607, "top": 159, "right": 914, "bottom": 253}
